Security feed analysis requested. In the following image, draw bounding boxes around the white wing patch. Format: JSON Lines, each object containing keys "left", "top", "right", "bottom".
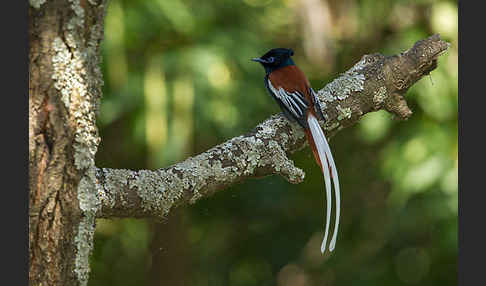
{"left": 267, "top": 79, "right": 308, "bottom": 119}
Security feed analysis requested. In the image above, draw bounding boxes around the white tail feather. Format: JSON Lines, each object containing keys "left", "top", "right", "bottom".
{"left": 323, "top": 137, "right": 340, "bottom": 252}
{"left": 307, "top": 113, "right": 341, "bottom": 253}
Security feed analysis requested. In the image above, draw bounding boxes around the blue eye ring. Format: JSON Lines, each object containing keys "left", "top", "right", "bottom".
{"left": 267, "top": 57, "right": 275, "bottom": 63}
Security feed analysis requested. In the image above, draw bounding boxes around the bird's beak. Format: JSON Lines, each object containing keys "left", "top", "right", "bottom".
{"left": 252, "top": 57, "right": 266, "bottom": 63}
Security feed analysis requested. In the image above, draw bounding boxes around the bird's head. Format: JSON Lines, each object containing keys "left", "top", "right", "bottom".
{"left": 252, "top": 48, "right": 295, "bottom": 73}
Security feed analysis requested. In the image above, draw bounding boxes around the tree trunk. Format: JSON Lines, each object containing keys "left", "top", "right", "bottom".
{"left": 29, "top": 1, "right": 106, "bottom": 285}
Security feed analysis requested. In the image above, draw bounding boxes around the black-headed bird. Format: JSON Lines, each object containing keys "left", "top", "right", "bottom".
{"left": 252, "top": 48, "right": 340, "bottom": 253}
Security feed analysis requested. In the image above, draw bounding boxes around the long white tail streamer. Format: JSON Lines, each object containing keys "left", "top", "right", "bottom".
{"left": 307, "top": 113, "right": 341, "bottom": 253}
{"left": 322, "top": 132, "right": 340, "bottom": 252}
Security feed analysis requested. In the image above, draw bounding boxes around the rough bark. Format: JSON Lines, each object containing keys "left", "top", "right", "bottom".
{"left": 95, "top": 35, "right": 450, "bottom": 220}
{"left": 29, "top": 0, "right": 106, "bottom": 285}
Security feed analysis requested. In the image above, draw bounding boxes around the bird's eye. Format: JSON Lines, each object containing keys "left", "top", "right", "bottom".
{"left": 267, "top": 57, "right": 275, "bottom": 63}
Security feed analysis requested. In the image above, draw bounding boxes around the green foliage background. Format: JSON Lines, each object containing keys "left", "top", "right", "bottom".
{"left": 91, "top": 0, "right": 457, "bottom": 285}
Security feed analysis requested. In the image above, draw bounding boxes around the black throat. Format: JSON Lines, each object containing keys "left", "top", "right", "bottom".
{"left": 265, "top": 57, "right": 295, "bottom": 74}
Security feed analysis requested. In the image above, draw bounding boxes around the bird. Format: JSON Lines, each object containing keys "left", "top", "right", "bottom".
{"left": 252, "top": 48, "right": 340, "bottom": 253}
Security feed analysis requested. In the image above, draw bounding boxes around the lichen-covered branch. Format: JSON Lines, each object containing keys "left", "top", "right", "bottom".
{"left": 95, "top": 35, "right": 449, "bottom": 220}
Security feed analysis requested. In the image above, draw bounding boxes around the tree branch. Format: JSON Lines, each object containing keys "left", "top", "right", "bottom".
{"left": 95, "top": 34, "right": 449, "bottom": 220}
